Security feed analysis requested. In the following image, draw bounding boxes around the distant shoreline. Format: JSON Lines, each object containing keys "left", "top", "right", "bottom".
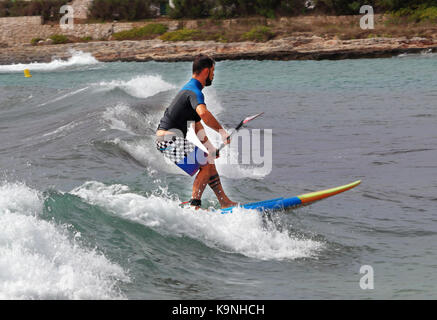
{"left": 1, "top": 36, "right": 436, "bottom": 65}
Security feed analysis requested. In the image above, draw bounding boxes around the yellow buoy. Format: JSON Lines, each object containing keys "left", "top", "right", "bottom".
{"left": 24, "top": 69, "right": 32, "bottom": 78}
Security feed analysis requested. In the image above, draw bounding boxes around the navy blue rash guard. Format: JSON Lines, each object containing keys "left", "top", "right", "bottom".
{"left": 157, "top": 78, "right": 205, "bottom": 138}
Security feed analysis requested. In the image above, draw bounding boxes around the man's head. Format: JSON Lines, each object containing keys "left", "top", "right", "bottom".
{"left": 192, "top": 54, "right": 215, "bottom": 87}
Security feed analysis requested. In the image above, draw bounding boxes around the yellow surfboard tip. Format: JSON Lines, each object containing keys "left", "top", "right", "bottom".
{"left": 297, "top": 180, "right": 362, "bottom": 204}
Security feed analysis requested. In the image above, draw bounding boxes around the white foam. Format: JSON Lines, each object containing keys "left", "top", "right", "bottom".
{"left": 397, "top": 49, "right": 436, "bottom": 58}
{"left": 0, "top": 182, "right": 129, "bottom": 300}
{"left": 0, "top": 50, "right": 99, "bottom": 72}
{"left": 71, "top": 181, "right": 323, "bottom": 261}
{"left": 97, "top": 74, "right": 175, "bottom": 99}
{"left": 201, "top": 87, "right": 224, "bottom": 114}
{"left": 102, "top": 103, "right": 161, "bottom": 136}
{"left": 102, "top": 104, "right": 136, "bottom": 135}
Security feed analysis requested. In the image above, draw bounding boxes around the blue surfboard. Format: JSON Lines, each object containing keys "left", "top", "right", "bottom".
{"left": 219, "top": 180, "right": 361, "bottom": 213}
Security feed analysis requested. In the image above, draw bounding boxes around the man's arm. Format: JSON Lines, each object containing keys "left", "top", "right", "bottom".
{"left": 196, "top": 104, "right": 230, "bottom": 144}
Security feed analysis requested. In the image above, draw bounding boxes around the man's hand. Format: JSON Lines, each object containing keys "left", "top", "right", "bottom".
{"left": 220, "top": 130, "right": 231, "bottom": 145}
{"left": 206, "top": 146, "right": 219, "bottom": 164}
{"left": 212, "top": 147, "right": 220, "bottom": 159}
{"left": 194, "top": 121, "right": 220, "bottom": 162}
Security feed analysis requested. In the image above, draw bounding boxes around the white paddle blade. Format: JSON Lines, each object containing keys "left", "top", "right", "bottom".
{"left": 243, "top": 112, "right": 264, "bottom": 124}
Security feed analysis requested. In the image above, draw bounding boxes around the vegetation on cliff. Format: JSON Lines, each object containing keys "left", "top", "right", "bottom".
{"left": 168, "top": 0, "right": 437, "bottom": 19}
{"left": 89, "top": 0, "right": 156, "bottom": 21}
{"left": 1, "top": 0, "right": 437, "bottom": 22}
{"left": 0, "top": 0, "right": 68, "bottom": 21}
{"left": 112, "top": 23, "right": 168, "bottom": 40}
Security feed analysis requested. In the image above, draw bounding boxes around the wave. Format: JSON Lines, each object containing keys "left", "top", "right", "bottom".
{"left": 0, "top": 182, "right": 129, "bottom": 300}
{"left": 102, "top": 103, "right": 161, "bottom": 135}
{"left": 108, "top": 137, "right": 182, "bottom": 176}
{"left": 42, "top": 119, "right": 82, "bottom": 138}
{"left": 71, "top": 181, "right": 323, "bottom": 261}
{"left": 97, "top": 74, "right": 176, "bottom": 99}
{"left": 38, "top": 86, "right": 90, "bottom": 108}
{"left": 199, "top": 87, "right": 224, "bottom": 114}
{"left": 0, "top": 50, "right": 99, "bottom": 72}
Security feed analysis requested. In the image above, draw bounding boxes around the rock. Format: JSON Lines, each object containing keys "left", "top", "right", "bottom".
{"left": 410, "top": 37, "right": 427, "bottom": 42}
{"left": 184, "top": 21, "right": 198, "bottom": 29}
{"left": 1, "top": 36, "right": 437, "bottom": 64}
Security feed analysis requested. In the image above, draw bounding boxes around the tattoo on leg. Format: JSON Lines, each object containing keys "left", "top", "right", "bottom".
{"left": 208, "top": 174, "right": 221, "bottom": 192}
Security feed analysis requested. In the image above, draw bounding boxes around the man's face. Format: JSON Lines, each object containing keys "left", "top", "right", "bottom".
{"left": 209, "top": 65, "right": 215, "bottom": 81}
{"left": 205, "top": 65, "right": 215, "bottom": 86}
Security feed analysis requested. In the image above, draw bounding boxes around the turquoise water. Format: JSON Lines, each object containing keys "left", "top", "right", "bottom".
{"left": 0, "top": 51, "right": 436, "bottom": 299}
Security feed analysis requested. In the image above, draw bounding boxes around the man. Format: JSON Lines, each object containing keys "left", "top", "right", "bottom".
{"left": 156, "top": 54, "right": 237, "bottom": 209}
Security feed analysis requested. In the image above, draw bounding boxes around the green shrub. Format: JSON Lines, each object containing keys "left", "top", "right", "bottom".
{"left": 49, "top": 34, "right": 69, "bottom": 44}
{"left": 113, "top": 23, "right": 168, "bottom": 40}
{"left": 160, "top": 29, "right": 202, "bottom": 41}
{"left": 89, "top": 0, "right": 155, "bottom": 21}
{"left": 254, "top": 0, "right": 278, "bottom": 18}
{"left": 171, "top": 0, "right": 306, "bottom": 19}
{"left": 242, "top": 26, "right": 275, "bottom": 42}
{"left": 81, "top": 36, "right": 93, "bottom": 42}
{"left": 409, "top": 5, "right": 437, "bottom": 22}
{"left": 30, "top": 37, "right": 43, "bottom": 45}
{"left": 376, "top": 0, "right": 437, "bottom": 11}
{"left": 389, "top": 5, "right": 437, "bottom": 23}
{"left": 0, "top": 0, "right": 68, "bottom": 22}
{"left": 169, "top": 0, "right": 213, "bottom": 19}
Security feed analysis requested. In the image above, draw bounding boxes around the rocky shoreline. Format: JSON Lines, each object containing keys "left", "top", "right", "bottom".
{"left": 1, "top": 36, "right": 436, "bottom": 65}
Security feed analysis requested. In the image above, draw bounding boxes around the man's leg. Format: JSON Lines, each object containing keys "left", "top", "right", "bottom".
{"left": 191, "top": 165, "right": 210, "bottom": 206}
{"left": 192, "top": 163, "right": 237, "bottom": 209}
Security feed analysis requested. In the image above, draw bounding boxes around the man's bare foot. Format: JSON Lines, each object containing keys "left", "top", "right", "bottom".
{"left": 220, "top": 201, "right": 238, "bottom": 209}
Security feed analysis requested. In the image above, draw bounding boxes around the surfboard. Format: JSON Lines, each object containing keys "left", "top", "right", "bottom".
{"left": 219, "top": 180, "right": 361, "bottom": 214}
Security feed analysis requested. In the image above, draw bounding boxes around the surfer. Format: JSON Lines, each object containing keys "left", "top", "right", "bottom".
{"left": 156, "top": 54, "right": 237, "bottom": 209}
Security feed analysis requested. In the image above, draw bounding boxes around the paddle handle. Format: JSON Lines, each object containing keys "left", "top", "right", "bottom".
{"left": 217, "top": 120, "right": 243, "bottom": 153}
{"left": 214, "top": 113, "right": 263, "bottom": 157}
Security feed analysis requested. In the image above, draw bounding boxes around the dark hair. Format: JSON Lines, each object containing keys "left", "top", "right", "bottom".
{"left": 192, "top": 54, "right": 215, "bottom": 75}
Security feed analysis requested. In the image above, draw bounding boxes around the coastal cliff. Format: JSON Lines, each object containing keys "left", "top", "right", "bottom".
{"left": 0, "top": 15, "right": 436, "bottom": 64}
{"left": 1, "top": 36, "right": 436, "bottom": 65}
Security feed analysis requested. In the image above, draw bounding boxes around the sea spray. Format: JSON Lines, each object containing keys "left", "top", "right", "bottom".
{"left": 97, "top": 74, "right": 176, "bottom": 99}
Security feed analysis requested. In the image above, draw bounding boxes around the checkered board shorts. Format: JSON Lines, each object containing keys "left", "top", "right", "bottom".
{"left": 156, "top": 136, "right": 206, "bottom": 176}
